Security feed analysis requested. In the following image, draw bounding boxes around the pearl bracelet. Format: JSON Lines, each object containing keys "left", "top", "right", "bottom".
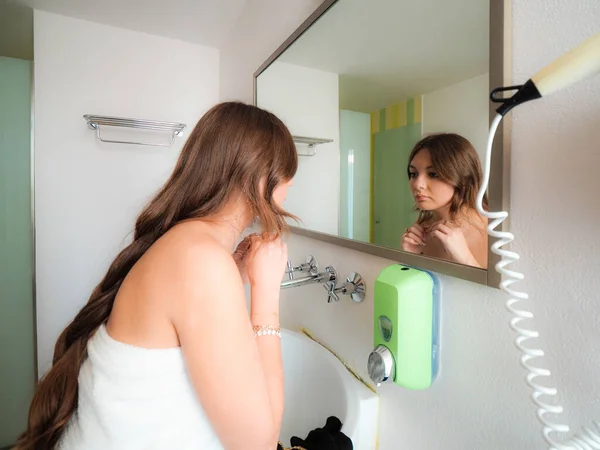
{"left": 252, "top": 324, "right": 281, "bottom": 338}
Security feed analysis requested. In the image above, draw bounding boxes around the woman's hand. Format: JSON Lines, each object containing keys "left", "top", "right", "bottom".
{"left": 234, "top": 234, "right": 288, "bottom": 318}
{"left": 236, "top": 235, "right": 287, "bottom": 318}
{"left": 244, "top": 236, "right": 288, "bottom": 286}
{"left": 232, "top": 235, "right": 254, "bottom": 284}
{"left": 233, "top": 234, "right": 288, "bottom": 286}
{"left": 401, "top": 224, "right": 426, "bottom": 254}
{"left": 428, "top": 221, "right": 478, "bottom": 266}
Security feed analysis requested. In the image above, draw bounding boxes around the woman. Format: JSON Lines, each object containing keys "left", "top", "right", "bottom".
{"left": 16, "top": 102, "right": 298, "bottom": 449}
{"left": 401, "top": 133, "right": 488, "bottom": 268}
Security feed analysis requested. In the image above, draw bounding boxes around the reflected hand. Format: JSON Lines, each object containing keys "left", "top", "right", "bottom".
{"left": 401, "top": 224, "right": 426, "bottom": 254}
{"left": 428, "top": 221, "right": 477, "bottom": 266}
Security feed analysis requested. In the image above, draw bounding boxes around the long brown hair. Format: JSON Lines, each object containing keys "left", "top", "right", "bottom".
{"left": 407, "top": 132, "right": 488, "bottom": 224}
{"left": 15, "top": 101, "right": 298, "bottom": 449}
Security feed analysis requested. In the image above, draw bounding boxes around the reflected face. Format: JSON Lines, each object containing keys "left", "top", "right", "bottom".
{"left": 272, "top": 178, "right": 293, "bottom": 208}
{"left": 408, "top": 149, "right": 455, "bottom": 211}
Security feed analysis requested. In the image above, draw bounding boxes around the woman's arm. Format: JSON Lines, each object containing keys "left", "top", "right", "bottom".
{"left": 171, "top": 239, "right": 282, "bottom": 449}
{"left": 246, "top": 238, "right": 288, "bottom": 434}
{"left": 249, "top": 287, "right": 284, "bottom": 433}
{"left": 471, "top": 222, "right": 489, "bottom": 269}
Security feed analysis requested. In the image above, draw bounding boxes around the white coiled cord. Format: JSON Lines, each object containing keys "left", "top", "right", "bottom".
{"left": 476, "top": 114, "right": 600, "bottom": 450}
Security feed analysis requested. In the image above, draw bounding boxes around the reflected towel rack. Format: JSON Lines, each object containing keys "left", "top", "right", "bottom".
{"left": 292, "top": 135, "right": 333, "bottom": 157}
{"left": 83, "top": 114, "right": 187, "bottom": 147}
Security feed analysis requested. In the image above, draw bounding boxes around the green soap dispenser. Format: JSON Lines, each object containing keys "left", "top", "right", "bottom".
{"left": 367, "top": 264, "right": 440, "bottom": 389}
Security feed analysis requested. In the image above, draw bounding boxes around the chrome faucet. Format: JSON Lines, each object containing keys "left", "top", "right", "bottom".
{"left": 280, "top": 265, "right": 336, "bottom": 289}
{"left": 285, "top": 255, "right": 318, "bottom": 280}
{"left": 323, "top": 272, "right": 366, "bottom": 303}
{"left": 280, "top": 255, "right": 366, "bottom": 303}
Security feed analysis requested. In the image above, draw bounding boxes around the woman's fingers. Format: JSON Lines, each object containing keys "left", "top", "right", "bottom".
{"left": 430, "top": 229, "right": 446, "bottom": 241}
{"left": 404, "top": 227, "right": 425, "bottom": 246}
{"left": 405, "top": 236, "right": 423, "bottom": 247}
{"left": 429, "top": 220, "right": 453, "bottom": 235}
{"left": 411, "top": 226, "right": 426, "bottom": 240}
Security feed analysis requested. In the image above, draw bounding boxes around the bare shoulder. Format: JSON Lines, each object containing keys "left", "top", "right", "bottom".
{"left": 462, "top": 213, "right": 488, "bottom": 268}
{"left": 147, "top": 223, "right": 242, "bottom": 305}
{"left": 460, "top": 214, "right": 487, "bottom": 240}
{"left": 158, "top": 223, "right": 233, "bottom": 269}
{"left": 473, "top": 213, "right": 489, "bottom": 237}
{"left": 108, "top": 222, "right": 241, "bottom": 347}
{"left": 162, "top": 224, "right": 239, "bottom": 282}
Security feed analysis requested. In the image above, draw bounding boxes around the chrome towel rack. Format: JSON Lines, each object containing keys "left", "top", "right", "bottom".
{"left": 292, "top": 135, "right": 333, "bottom": 157}
{"left": 83, "top": 114, "right": 187, "bottom": 147}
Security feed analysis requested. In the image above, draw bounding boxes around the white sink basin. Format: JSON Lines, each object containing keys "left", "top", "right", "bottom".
{"left": 279, "top": 329, "right": 379, "bottom": 449}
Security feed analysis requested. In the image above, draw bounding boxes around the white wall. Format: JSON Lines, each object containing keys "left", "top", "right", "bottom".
{"left": 219, "top": 0, "right": 323, "bottom": 104}
{"left": 223, "top": 0, "right": 600, "bottom": 449}
{"left": 34, "top": 11, "right": 219, "bottom": 375}
{"left": 256, "top": 61, "right": 339, "bottom": 235}
{"left": 422, "top": 73, "right": 489, "bottom": 161}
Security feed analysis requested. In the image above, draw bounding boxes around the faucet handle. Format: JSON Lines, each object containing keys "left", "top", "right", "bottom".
{"left": 321, "top": 266, "right": 339, "bottom": 303}
{"left": 286, "top": 255, "right": 319, "bottom": 279}
{"left": 322, "top": 271, "right": 366, "bottom": 304}
{"left": 341, "top": 272, "right": 366, "bottom": 303}
{"left": 323, "top": 281, "right": 340, "bottom": 303}
{"left": 305, "top": 255, "right": 319, "bottom": 275}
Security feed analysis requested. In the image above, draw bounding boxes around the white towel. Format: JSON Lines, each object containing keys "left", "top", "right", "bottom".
{"left": 58, "top": 324, "right": 224, "bottom": 450}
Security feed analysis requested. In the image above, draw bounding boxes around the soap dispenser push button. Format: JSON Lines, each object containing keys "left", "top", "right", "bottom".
{"left": 367, "top": 345, "right": 394, "bottom": 386}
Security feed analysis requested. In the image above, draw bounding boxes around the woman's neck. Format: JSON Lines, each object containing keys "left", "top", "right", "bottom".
{"left": 201, "top": 200, "right": 255, "bottom": 251}
{"left": 431, "top": 206, "right": 482, "bottom": 227}
{"left": 431, "top": 205, "right": 452, "bottom": 222}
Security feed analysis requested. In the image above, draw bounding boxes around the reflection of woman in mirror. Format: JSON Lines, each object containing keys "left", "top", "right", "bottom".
{"left": 401, "top": 133, "right": 488, "bottom": 268}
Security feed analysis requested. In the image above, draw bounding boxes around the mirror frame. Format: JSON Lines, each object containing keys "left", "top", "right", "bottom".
{"left": 253, "top": 0, "right": 511, "bottom": 288}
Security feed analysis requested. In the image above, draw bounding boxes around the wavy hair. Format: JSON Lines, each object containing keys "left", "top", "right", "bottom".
{"left": 15, "top": 101, "right": 298, "bottom": 449}
{"left": 407, "top": 132, "right": 488, "bottom": 224}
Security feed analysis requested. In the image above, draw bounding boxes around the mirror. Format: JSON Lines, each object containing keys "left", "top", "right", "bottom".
{"left": 254, "top": 0, "right": 510, "bottom": 287}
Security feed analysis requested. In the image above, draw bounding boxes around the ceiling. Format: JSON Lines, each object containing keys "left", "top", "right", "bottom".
{"left": 274, "top": 0, "right": 489, "bottom": 112}
{"left": 10, "top": 0, "right": 250, "bottom": 48}
{"left": 8, "top": 0, "right": 490, "bottom": 112}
